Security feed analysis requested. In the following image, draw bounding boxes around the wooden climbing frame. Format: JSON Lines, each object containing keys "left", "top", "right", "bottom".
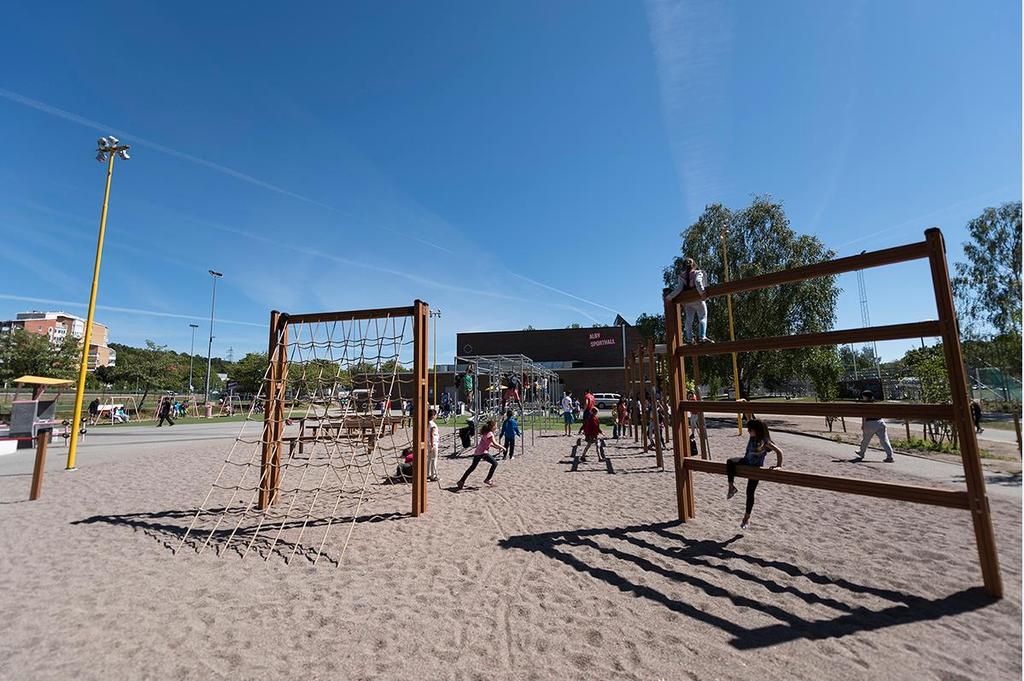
{"left": 662, "top": 229, "right": 1003, "bottom": 598}
{"left": 257, "top": 302, "right": 430, "bottom": 518}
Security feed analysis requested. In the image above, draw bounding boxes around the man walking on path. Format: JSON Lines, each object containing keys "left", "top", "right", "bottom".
{"left": 157, "top": 396, "right": 175, "bottom": 428}
{"left": 854, "top": 390, "right": 893, "bottom": 462}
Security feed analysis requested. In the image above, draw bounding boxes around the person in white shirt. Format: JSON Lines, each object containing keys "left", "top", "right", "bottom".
{"left": 561, "top": 392, "right": 574, "bottom": 436}
{"left": 669, "top": 257, "right": 713, "bottom": 344}
{"left": 427, "top": 408, "right": 440, "bottom": 481}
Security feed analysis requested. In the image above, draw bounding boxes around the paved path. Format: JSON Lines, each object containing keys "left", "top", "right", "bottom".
{"left": 0, "top": 421, "right": 243, "bottom": 478}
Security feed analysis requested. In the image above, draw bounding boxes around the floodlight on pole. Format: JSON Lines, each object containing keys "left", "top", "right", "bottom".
{"left": 204, "top": 270, "right": 223, "bottom": 406}
{"left": 429, "top": 309, "right": 442, "bottom": 405}
{"left": 188, "top": 323, "right": 200, "bottom": 393}
{"left": 66, "top": 135, "right": 132, "bottom": 471}
{"left": 720, "top": 226, "right": 743, "bottom": 435}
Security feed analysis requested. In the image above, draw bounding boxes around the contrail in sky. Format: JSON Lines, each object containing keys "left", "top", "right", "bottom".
{"left": 2, "top": 87, "right": 621, "bottom": 318}
{"left": 0, "top": 293, "right": 264, "bottom": 327}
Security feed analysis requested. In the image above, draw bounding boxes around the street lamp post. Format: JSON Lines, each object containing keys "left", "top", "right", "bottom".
{"left": 66, "top": 136, "right": 131, "bottom": 471}
{"left": 188, "top": 323, "right": 199, "bottom": 393}
{"left": 720, "top": 226, "right": 744, "bottom": 435}
{"left": 204, "top": 270, "right": 223, "bottom": 407}
{"left": 429, "top": 309, "right": 442, "bottom": 405}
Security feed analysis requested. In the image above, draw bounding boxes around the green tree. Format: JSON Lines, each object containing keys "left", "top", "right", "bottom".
{"left": 806, "top": 346, "right": 842, "bottom": 401}
{"left": 903, "top": 345, "right": 954, "bottom": 444}
{"left": 104, "top": 340, "right": 174, "bottom": 409}
{"left": 0, "top": 330, "right": 81, "bottom": 383}
{"left": 663, "top": 196, "right": 839, "bottom": 397}
{"left": 634, "top": 313, "right": 666, "bottom": 344}
{"left": 566, "top": 322, "right": 582, "bottom": 329}
{"left": 952, "top": 201, "right": 1022, "bottom": 373}
{"left": 231, "top": 352, "right": 269, "bottom": 395}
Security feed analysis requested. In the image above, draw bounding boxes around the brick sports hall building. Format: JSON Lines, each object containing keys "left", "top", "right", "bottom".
{"left": 455, "top": 317, "right": 644, "bottom": 397}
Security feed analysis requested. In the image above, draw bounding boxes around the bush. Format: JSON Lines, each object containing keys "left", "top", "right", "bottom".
{"left": 892, "top": 436, "right": 957, "bottom": 454}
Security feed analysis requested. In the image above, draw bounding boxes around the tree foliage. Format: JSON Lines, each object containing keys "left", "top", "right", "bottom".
{"left": 231, "top": 352, "right": 269, "bottom": 395}
{"left": 805, "top": 346, "right": 842, "bottom": 401}
{"left": 633, "top": 313, "right": 666, "bottom": 344}
{"left": 952, "top": 201, "right": 1022, "bottom": 335}
{"left": 0, "top": 330, "right": 81, "bottom": 383}
{"left": 902, "top": 344, "right": 954, "bottom": 445}
{"left": 952, "top": 201, "right": 1022, "bottom": 372}
{"left": 662, "top": 196, "right": 839, "bottom": 396}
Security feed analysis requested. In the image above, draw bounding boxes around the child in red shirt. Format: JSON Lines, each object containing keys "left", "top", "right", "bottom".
{"left": 577, "top": 408, "right": 605, "bottom": 462}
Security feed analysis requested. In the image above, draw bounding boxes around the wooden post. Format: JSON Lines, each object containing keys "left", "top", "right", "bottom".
{"left": 659, "top": 355, "right": 672, "bottom": 444}
{"left": 412, "top": 301, "right": 429, "bottom": 516}
{"left": 29, "top": 431, "right": 48, "bottom": 501}
{"left": 925, "top": 228, "right": 1002, "bottom": 598}
{"left": 904, "top": 419, "right": 911, "bottom": 441}
{"left": 637, "top": 344, "right": 650, "bottom": 452}
{"left": 632, "top": 350, "right": 640, "bottom": 442}
{"left": 259, "top": 311, "right": 281, "bottom": 511}
{"left": 647, "top": 339, "right": 663, "bottom": 467}
{"left": 690, "top": 356, "right": 710, "bottom": 459}
{"left": 664, "top": 289, "right": 693, "bottom": 519}
{"left": 269, "top": 318, "right": 289, "bottom": 505}
{"left": 1014, "top": 410, "right": 1021, "bottom": 455}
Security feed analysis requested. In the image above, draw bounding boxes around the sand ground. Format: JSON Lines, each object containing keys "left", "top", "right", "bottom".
{"left": 0, "top": 420, "right": 1020, "bottom": 680}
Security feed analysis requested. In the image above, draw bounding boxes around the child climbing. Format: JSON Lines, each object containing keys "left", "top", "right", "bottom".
{"left": 671, "top": 257, "right": 713, "bottom": 344}
{"left": 726, "top": 419, "right": 783, "bottom": 529}
{"left": 457, "top": 419, "right": 505, "bottom": 490}
{"left": 462, "top": 370, "right": 475, "bottom": 413}
{"left": 577, "top": 407, "right": 605, "bottom": 462}
{"left": 500, "top": 409, "right": 521, "bottom": 459}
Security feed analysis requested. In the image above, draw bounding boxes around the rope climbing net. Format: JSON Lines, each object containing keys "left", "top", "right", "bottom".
{"left": 177, "top": 302, "right": 429, "bottom": 566}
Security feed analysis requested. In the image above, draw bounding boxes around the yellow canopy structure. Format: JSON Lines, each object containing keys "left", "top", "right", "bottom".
{"left": 13, "top": 376, "right": 75, "bottom": 387}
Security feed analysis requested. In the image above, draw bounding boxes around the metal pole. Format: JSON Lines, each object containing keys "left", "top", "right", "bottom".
{"left": 204, "top": 271, "right": 222, "bottom": 404}
{"left": 67, "top": 152, "right": 117, "bottom": 470}
{"left": 188, "top": 323, "right": 199, "bottom": 393}
{"left": 721, "top": 228, "right": 743, "bottom": 434}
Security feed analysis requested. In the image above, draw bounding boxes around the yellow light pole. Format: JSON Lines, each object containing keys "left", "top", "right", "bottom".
{"left": 430, "top": 309, "right": 441, "bottom": 406}
{"left": 67, "top": 136, "right": 131, "bottom": 470}
{"left": 721, "top": 227, "right": 743, "bottom": 434}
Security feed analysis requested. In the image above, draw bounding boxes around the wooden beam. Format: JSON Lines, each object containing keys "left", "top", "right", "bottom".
{"left": 29, "top": 431, "right": 48, "bottom": 501}
{"left": 683, "top": 459, "right": 971, "bottom": 510}
{"left": 676, "top": 321, "right": 942, "bottom": 358}
{"left": 286, "top": 305, "right": 416, "bottom": 325}
{"left": 667, "top": 240, "right": 929, "bottom": 305}
{"left": 663, "top": 291, "right": 693, "bottom": 520}
{"left": 647, "top": 339, "right": 663, "bottom": 468}
{"left": 258, "top": 310, "right": 280, "bottom": 511}
{"left": 683, "top": 400, "right": 954, "bottom": 420}
{"left": 925, "top": 229, "right": 1002, "bottom": 598}
{"left": 412, "top": 301, "right": 429, "bottom": 517}
{"left": 268, "top": 317, "right": 289, "bottom": 505}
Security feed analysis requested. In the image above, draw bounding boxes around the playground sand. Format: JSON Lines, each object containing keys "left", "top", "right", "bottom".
{"left": 0, "top": 426, "right": 1020, "bottom": 680}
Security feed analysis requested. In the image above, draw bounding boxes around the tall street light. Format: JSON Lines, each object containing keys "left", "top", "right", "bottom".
{"left": 67, "top": 136, "right": 131, "bottom": 471}
{"left": 429, "top": 309, "right": 442, "bottom": 405}
{"left": 720, "top": 226, "right": 743, "bottom": 435}
{"left": 204, "top": 270, "right": 223, "bottom": 406}
{"left": 188, "top": 323, "right": 200, "bottom": 392}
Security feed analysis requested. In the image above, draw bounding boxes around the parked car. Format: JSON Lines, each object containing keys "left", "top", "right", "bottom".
{"left": 593, "top": 392, "right": 621, "bottom": 409}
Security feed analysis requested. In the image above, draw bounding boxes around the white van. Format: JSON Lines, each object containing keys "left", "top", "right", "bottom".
{"left": 593, "top": 393, "right": 621, "bottom": 409}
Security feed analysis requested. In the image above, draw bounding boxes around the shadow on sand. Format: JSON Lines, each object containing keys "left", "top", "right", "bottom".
{"left": 72, "top": 507, "right": 409, "bottom": 565}
{"left": 499, "top": 520, "right": 995, "bottom": 650}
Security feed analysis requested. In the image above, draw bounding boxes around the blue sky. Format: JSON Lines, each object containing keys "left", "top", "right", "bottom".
{"left": 1, "top": 1, "right": 1019, "bottom": 363}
